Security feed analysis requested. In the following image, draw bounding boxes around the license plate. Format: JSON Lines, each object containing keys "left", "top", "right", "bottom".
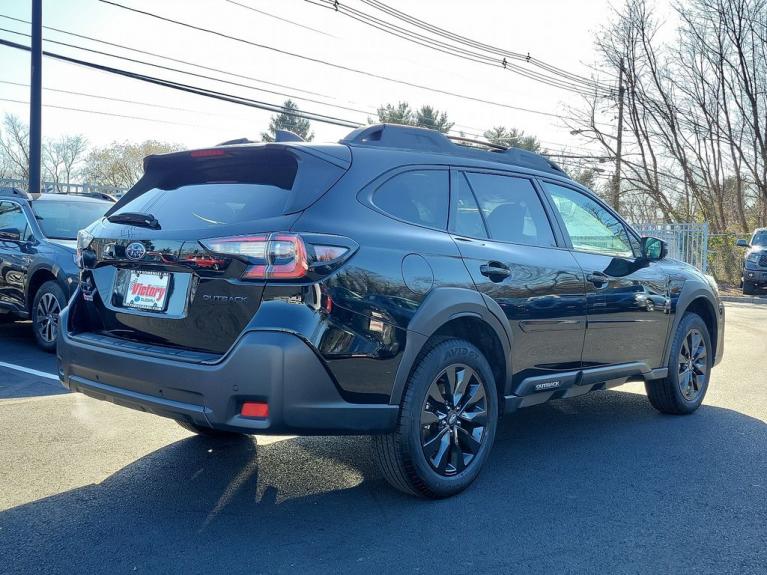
{"left": 123, "top": 270, "right": 170, "bottom": 311}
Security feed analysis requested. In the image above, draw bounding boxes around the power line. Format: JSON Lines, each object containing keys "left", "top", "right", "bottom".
{"left": 0, "top": 38, "right": 361, "bottom": 128}
{"left": 0, "top": 25, "right": 375, "bottom": 118}
{"left": 0, "top": 79, "right": 257, "bottom": 119}
{"left": 359, "top": 0, "right": 611, "bottom": 91}
{"left": 0, "top": 97, "right": 205, "bottom": 127}
{"left": 94, "top": 0, "right": 592, "bottom": 117}
{"left": 223, "top": 0, "right": 335, "bottom": 37}
{"left": 0, "top": 14, "right": 332, "bottom": 100}
{"left": 0, "top": 12, "right": 612, "bottom": 126}
{"left": 307, "top": 0, "right": 610, "bottom": 97}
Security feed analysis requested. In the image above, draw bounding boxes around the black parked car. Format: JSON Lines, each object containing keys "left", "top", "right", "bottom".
{"left": 737, "top": 228, "right": 767, "bottom": 294}
{"left": 0, "top": 188, "right": 113, "bottom": 350}
{"left": 59, "top": 125, "right": 724, "bottom": 497}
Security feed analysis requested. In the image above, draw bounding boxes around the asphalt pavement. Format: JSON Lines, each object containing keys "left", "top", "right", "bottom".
{"left": 0, "top": 304, "right": 765, "bottom": 574}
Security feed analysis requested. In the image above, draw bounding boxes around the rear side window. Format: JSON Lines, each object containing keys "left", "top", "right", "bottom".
{"left": 463, "top": 172, "right": 555, "bottom": 247}
{"left": 373, "top": 170, "right": 449, "bottom": 229}
{"left": 112, "top": 148, "right": 346, "bottom": 231}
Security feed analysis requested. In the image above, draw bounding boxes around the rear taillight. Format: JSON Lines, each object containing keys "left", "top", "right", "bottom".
{"left": 201, "top": 233, "right": 351, "bottom": 280}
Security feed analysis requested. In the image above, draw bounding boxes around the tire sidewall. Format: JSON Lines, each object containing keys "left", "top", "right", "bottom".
{"left": 31, "top": 281, "right": 66, "bottom": 352}
{"left": 400, "top": 340, "right": 498, "bottom": 498}
{"left": 668, "top": 313, "right": 712, "bottom": 412}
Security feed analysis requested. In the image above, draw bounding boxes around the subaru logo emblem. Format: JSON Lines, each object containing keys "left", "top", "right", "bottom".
{"left": 125, "top": 242, "right": 146, "bottom": 260}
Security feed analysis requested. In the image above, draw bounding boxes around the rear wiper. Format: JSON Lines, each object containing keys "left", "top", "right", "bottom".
{"left": 107, "top": 212, "right": 161, "bottom": 230}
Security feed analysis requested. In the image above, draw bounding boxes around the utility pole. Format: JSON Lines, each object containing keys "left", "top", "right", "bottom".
{"left": 612, "top": 58, "right": 625, "bottom": 213}
{"left": 29, "top": 0, "right": 42, "bottom": 196}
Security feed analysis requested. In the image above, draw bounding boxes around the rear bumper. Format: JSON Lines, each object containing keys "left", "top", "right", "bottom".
{"left": 57, "top": 307, "right": 398, "bottom": 434}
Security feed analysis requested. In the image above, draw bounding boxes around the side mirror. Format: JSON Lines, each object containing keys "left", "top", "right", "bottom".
{"left": 640, "top": 236, "right": 667, "bottom": 261}
{"left": 0, "top": 227, "right": 21, "bottom": 241}
{"left": 736, "top": 239, "right": 750, "bottom": 248}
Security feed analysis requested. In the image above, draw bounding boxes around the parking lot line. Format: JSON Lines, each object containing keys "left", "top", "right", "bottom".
{"left": 0, "top": 361, "right": 58, "bottom": 381}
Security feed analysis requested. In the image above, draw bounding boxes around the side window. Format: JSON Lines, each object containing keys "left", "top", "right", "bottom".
{"left": 463, "top": 172, "right": 555, "bottom": 247}
{"left": 373, "top": 170, "right": 449, "bottom": 229}
{"left": 0, "top": 201, "right": 30, "bottom": 241}
{"left": 542, "top": 182, "right": 634, "bottom": 257}
{"left": 452, "top": 172, "right": 487, "bottom": 238}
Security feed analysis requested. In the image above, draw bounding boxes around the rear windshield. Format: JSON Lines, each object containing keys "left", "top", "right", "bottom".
{"left": 111, "top": 148, "right": 346, "bottom": 231}
{"left": 32, "top": 200, "right": 111, "bottom": 239}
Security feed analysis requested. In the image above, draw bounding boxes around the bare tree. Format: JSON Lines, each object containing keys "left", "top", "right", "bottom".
{"left": 0, "top": 113, "right": 30, "bottom": 182}
{"left": 568, "top": 0, "right": 767, "bottom": 232}
{"left": 82, "top": 140, "right": 183, "bottom": 189}
{"left": 43, "top": 135, "right": 88, "bottom": 191}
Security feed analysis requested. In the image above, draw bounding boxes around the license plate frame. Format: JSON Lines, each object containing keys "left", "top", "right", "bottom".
{"left": 122, "top": 270, "right": 171, "bottom": 311}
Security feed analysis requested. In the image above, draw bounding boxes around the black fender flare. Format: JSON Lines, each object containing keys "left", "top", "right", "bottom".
{"left": 389, "top": 287, "right": 513, "bottom": 405}
{"left": 662, "top": 277, "right": 720, "bottom": 367}
{"left": 24, "top": 262, "right": 72, "bottom": 311}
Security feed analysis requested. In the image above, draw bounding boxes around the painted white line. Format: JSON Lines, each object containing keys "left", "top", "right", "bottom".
{"left": 0, "top": 361, "right": 58, "bottom": 381}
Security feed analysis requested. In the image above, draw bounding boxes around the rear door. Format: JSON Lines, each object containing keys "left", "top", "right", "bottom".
{"left": 79, "top": 145, "right": 349, "bottom": 354}
{"left": 540, "top": 180, "right": 671, "bottom": 369}
{"left": 449, "top": 169, "right": 587, "bottom": 395}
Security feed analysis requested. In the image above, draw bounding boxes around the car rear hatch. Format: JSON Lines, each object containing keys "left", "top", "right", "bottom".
{"left": 75, "top": 143, "right": 351, "bottom": 355}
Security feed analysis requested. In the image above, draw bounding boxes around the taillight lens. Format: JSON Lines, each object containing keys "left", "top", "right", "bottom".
{"left": 202, "top": 233, "right": 317, "bottom": 280}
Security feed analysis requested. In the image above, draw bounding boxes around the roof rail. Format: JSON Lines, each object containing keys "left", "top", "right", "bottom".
{"left": 0, "top": 187, "right": 31, "bottom": 199}
{"left": 340, "top": 124, "right": 567, "bottom": 177}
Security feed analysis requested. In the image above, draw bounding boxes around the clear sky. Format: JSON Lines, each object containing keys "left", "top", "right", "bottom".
{"left": 0, "top": 0, "right": 641, "bottom": 159}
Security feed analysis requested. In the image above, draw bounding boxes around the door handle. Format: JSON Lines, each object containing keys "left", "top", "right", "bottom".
{"left": 587, "top": 271, "right": 610, "bottom": 288}
{"left": 480, "top": 262, "right": 511, "bottom": 281}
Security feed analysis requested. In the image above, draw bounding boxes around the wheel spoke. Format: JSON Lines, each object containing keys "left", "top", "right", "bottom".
{"left": 457, "top": 426, "right": 482, "bottom": 454}
{"left": 444, "top": 366, "right": 457, "bottom": 402}
{"left": 681, "top": 337, "right": 691, "bottom": 359}
{"left": 421, "top": 409, "right": 440, "bottom": 426}
{"left": 460, "top": 382, "right": 486, "bottom": 413}
{"left": 452, "top": 366, "right": 473, "bottom": 407}
{"left": 431, "top": 431, "right": 452, "bottom": 472}
{"left": 427, "top": 381, "right": 448, "bottom": 410}
{"left": 690, "top": 331, "right": 703, "bottom": 357}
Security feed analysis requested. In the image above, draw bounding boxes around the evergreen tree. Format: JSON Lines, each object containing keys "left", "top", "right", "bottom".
{"left": 261, "top": 100, "right": 314, "bottom": 142}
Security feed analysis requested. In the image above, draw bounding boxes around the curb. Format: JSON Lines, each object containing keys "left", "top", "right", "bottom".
{"left": 720, "top": 295, "right": 767, "bottom": 305}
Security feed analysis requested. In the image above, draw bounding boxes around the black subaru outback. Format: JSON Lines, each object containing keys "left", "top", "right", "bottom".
{"left": 59, "top": 124, "right": 724, "bottom": 498}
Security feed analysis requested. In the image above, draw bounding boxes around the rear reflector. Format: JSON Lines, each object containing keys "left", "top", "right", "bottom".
{"left": 241, "top": 402, "right": 269, "bottom": 418}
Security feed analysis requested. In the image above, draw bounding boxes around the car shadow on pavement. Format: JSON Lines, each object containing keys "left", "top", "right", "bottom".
{"left": 1, "top": 390, "right": 766, "bottom": 574}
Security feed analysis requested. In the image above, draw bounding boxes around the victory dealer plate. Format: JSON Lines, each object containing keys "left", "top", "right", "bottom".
{"left": 124, "top": 270, "right": 170, "bottom": 311}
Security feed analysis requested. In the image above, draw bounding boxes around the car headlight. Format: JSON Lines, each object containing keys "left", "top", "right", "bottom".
{"left": 77, "top": 229, "right": 94, "bottom": 251}
{"left": 76, "top": 229, "right": 94, "bottom": 268}
{"left": 747, "top": 252, "right": 760, "bottom": 264}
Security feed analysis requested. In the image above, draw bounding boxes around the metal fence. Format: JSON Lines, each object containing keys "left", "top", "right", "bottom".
{"left": 634, "top": 222, "right": 710, "bottom": 272}
{"left": 0, "top": 178, "right": 127, "bottom": 198}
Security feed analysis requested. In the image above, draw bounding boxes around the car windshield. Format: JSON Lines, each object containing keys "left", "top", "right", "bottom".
{"left": 32, "top": 199, "right": 110, "bottom": 240}
{"left": 751, "top": 230, "right": 767, "bottom": 246}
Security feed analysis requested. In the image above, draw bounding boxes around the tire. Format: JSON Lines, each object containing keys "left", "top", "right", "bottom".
{"left": 645, "top": 312, "right": 712, "bottom": 415}
{"left": 373, "top": 339, "right": 499, "bottom": 498}
{"left": 743, "top": 280, "right": 756, "bottom": 295}
{"left": 176, "top": 420, "right": 245, "bottom": 438}
{"left": 31, "top": 281, "right": 67, "bottom": 353}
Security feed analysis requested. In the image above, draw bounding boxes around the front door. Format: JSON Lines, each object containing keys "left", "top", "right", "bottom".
{"left": 540, "top": 181, "right": 671, "bottom": 370}
{"left": 449, "top": 169, "right": 587, "bottom": 395}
